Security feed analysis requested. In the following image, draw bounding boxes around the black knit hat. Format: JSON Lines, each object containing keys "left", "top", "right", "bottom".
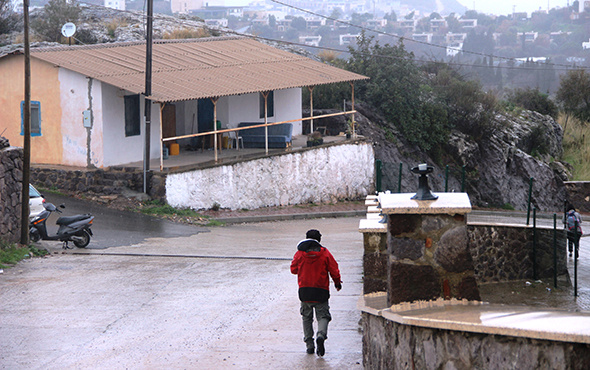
{"left": 306, "top": 229, "right": 322, "bottom": 241}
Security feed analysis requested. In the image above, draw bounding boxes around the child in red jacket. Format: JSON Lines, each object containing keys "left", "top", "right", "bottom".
{"left": 291, "top": 229, "right": 342, "bottom": 356}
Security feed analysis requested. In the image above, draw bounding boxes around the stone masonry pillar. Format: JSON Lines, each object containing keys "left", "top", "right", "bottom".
{"left": 379, "top": 193, "right": 480, "bottom": 306}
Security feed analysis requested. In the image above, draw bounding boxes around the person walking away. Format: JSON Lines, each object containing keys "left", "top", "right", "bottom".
{"left": 290, "top": 229, "right": 342, "bottom": 357}
{"left": 566, "top": 205, "right": 583, "bottom": 257}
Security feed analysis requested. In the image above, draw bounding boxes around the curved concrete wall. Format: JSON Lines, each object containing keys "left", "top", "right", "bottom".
{"left": 165, "top": 142, "right": 375, "bottom": 210}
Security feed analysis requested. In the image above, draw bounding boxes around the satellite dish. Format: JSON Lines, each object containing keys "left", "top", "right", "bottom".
{"left": 61, "top": 22, "right": 76, "bottom": 38}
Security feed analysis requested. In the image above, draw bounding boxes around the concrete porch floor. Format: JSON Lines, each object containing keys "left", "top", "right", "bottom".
{"left": 119, "top": 134, "right": 356, "bottom": 173}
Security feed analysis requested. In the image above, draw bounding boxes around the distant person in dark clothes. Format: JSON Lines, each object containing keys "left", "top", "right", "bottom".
{"left": 291, "top": 229, "right": 342, "bottom": 357}
{"left": 565, "top": 204, "right": 583, "bottom": 257}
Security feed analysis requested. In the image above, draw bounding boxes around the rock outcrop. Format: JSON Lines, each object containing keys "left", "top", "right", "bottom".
{"left": 353, "top": 103, "right": 568, "bottom": 211}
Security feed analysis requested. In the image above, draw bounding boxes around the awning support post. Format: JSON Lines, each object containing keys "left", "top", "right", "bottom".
{"left": 263, "top": 91, "right": 269, "bottom": 155}
{"left": 211, "top": 97, "right": 219, "bottom": 162}
{"left": 159, "top": 103, "right": 165, "bottom": 171}
{"left": 350, "top": 81, "right": 356, "bottom": 138}
{"left": 308, "top": 86, "right": 314, "bottom": 134}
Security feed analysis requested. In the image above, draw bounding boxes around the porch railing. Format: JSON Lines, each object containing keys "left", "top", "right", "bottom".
{"left": 159, "top": 110, "right": 358, "bottom": 171}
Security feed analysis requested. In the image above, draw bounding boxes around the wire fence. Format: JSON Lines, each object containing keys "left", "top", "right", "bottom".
{"left": 375, "top": 159, "right": 579, "bottom": 295}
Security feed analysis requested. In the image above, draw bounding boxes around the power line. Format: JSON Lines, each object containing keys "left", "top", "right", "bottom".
{"left": 64, "top": 4, "right": 584, "bottom": 73}
{"left": 269, "top": 0, "right": 587, "bottom": 71}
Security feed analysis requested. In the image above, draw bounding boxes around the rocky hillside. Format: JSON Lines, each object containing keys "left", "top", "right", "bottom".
{"left": 1, "top": 4, "right": 311, "bottom": 58}
{"left": 355, "top": 105, "right": 568, "bottom": 212}
{"left": 308, "top": 104, "right": 568, "bottom": 212}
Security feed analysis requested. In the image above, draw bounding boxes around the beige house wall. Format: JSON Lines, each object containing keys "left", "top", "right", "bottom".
{"left": 0, "top": 55, "right": 64, "bottom": 165}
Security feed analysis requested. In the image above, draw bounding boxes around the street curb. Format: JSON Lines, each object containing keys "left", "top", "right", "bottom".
{"left": 214, "top": 210, "right": 367, "bottom": 224}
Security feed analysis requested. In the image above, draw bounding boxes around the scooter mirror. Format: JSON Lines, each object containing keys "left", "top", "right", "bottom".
{"left": 59, "top": 204, "right": 66, "bottom": 209}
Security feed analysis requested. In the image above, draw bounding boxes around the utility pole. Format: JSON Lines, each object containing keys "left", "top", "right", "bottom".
{"left": 143, "top": 0, "right": 153, "bottom": 194}
{"left": 20, "top": 0, "right": 31, "bottom": 246}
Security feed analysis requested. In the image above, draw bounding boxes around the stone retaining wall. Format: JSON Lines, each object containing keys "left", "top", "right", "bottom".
{"left": 28, "top": 142, "right": 374, "bottom": 211}
{"left": 362, "top": 224, "right": 568, "bottom": 295}
{"left": 468, "top": 225, "right": 568, "bottom": 283}
{"left": 30, "top": 167, "right": 167, "bottom": 200}
{"left": 362, "top": 313, "right": 590, "bottom": 369}
{"left": 0, "top": 146, "right": 23, "bottom": 243}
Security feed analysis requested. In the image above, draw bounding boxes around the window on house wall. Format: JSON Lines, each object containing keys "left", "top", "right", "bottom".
{"left": 20, "top": 101, "right": 41, "bottom": 136}
{"left": 259, "top": 91, "right": 274, "bottom": 118}
{"left": 124, "top": 94, "right": 141, "bottom": 137}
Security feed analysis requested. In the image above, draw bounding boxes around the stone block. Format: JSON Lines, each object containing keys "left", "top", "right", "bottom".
{"left": 364, "top": 252, "right": 388, "bottom": 279}
{"left": 389, "top": 237, "right": 423, "bottom": 260}
{"left": 434, "top": 226, "right": 473, "bottom": 273}
{"left": 388, "top": 262, "right": 440, "bottom": 305}
{"left": 363, "top": 277, "right": 388, "bottom": 294}
{"left": 457, "top": 276, "right": 480, "bottom": 300}
{"left": 363, "top": 233, "right": 387, "bottom": 253}
{"left": 388, "top": 214, "right": 420, "bottom": 236}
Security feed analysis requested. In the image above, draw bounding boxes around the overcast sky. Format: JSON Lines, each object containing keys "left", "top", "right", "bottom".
{"left": 222, "top": 0, "right": 572, "bottom": 17}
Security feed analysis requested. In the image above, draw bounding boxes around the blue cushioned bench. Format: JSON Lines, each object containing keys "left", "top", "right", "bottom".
{"left": 237, "top": 122, "right": 293, "bottom": 149}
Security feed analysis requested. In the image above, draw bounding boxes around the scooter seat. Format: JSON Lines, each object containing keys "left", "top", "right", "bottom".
{"left": 56, "top": 214, "right": 92, "bottom": 225}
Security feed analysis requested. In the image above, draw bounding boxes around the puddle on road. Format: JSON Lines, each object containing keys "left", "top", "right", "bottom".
{"left": 478, "top": 278, "right": 590, "bottom": 311}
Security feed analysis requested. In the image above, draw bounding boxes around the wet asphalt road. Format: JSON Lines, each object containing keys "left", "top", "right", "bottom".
{"left": 1, "top": 213, "right": 364, "bottom": 369}
{"left": 42, "top": 193, "right": 207, "bottom": 249}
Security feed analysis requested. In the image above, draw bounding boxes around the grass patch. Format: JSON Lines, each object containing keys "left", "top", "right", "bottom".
{"left": 36, "top": 186, "right": 64, "bottom": 196}
{"left": 140, "top": 201, "right": 200, "bottom": 217}
{"left": 139, "top": 200, "right": 224, "bottom": 226}
{"left": 163, "top": 27, "right": 209, "bottom": 39}
{"left": 0, "top": 242, "right": 48, "bottom": 268}
{"left": 559, "top": 115, "right": 590, "bottom": 180}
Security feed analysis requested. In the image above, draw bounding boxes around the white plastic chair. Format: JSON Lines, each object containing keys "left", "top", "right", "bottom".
{"left": 229, "top": 130, "right": 243, "bottom": 150}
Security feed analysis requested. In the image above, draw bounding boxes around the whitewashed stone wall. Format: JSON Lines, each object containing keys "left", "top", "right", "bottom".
{"left": 166, "top": 142, "right": 375, "bottom": 210}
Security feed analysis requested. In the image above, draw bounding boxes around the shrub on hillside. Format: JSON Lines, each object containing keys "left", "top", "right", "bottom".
{"left": 163, "top": 27, "right": 210, "bottom": 39}
{"left": 556, "top": 69, "right": 590, "bottom": 125}
{"left": 505, "top": 87, "right": 558, "bottom": 119}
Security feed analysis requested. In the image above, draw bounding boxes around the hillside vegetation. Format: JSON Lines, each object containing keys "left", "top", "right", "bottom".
{"left": 560, "top": 116, "right": 590, "bottom": 180}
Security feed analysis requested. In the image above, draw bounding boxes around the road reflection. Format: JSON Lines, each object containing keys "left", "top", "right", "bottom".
{"left": 44, "top": 193, "right": 208, "bottom": 249}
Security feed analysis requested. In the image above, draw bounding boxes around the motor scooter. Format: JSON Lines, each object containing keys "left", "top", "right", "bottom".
{"left": 29, "top": 202, "right": 94, "bottom": 249}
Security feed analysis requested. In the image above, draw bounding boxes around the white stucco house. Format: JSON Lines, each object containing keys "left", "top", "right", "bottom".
{"left": 0, "top": 36, "right": 368, "bottom": 169}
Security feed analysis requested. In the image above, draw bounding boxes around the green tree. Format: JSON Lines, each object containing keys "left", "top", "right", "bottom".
{"left": 506, "top": 87, "right": 558, "bottom": 118}
{"left": 291, "top": 16, "right": 306, "bottom": 32}
{"left": 346, "top": 34, "right": 448, "bottom": 151}
{"left": 463, "top": 30, "right": 495, "bottom": 54}
{"left": 329, "top": 7, "right": 342, "bottom": 20}
{"left": 0, "top": 0, "right": 18, "bottom": 35}
{"left": 427, "top": 63, "right": 497, "bottom": 141}
{"left": 556, "top": 69, "right": 590, "bottom": 124}
{"left": 251, "top": 24, "right": 274, "bottom": 39}
{"left": 384, "top": 12, "right": 397, "bottom": 22}
{"left": 32, "top": 0, "right": 81, "bottom": 42}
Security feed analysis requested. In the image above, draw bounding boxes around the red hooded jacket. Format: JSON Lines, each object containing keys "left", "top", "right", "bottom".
{"left": 291, "top": 239, "right": 341, "bottom": 303}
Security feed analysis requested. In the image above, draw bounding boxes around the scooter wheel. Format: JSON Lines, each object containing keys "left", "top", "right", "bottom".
{"left": 73, "top": 230, "right": 91, "bottom": 248}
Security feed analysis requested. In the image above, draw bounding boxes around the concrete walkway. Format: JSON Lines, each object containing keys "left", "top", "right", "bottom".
{"left": 0, "top": 218, "right": 364, "bottom": 369}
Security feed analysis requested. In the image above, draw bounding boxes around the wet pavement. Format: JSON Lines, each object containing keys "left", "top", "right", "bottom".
{"left": 0, "top": 218, "right": 364, "bottom": 369}
{"left": 478, "top": 235, "right": 590, "bottom": 312}
{"left": 41, "top": 193, "right": 208, "bottom": 249}
{"left": 2, "top": 204, "right": 590, "bottom": 368}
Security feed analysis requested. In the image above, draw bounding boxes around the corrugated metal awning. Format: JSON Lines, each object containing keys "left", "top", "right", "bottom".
{"left": 23, "top": 37, "right": 368, "bottom": 103}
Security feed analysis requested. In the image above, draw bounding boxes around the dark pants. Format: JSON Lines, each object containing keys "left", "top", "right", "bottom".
{"left": 300, "top": 301, "right": 332, "bottom": 348}
{"left": 568, "top": 231, "right": 580, "bottom": 257}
